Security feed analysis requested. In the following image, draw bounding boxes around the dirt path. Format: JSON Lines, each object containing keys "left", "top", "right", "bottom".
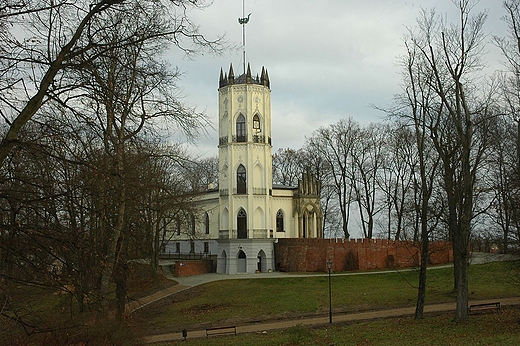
{"left": 143, "top": 297, "right": 520, "bottom": 343}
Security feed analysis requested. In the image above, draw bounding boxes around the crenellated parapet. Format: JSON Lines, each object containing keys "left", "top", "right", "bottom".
{"left": 219, "top": 63, "right": 270, "bottom": 88}
{"left": 275, "top": 238, "right": 453, "bottom": 272}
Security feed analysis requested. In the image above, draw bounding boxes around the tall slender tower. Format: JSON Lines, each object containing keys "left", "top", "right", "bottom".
{"left": 218, "top": 63, "right": 272, "bottom": 240}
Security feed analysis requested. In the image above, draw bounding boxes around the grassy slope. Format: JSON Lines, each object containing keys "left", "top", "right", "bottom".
{"left": 136, "top": 261, "right": 520, "bottom": 333}
{"left": 162, "top": 309, "right": 520, "bottom": 346}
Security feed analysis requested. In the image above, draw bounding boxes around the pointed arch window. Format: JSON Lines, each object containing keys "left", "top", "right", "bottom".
{"left": 253, "top": 114, "right": 261, "bottom": 131}
{"left": 237, "top": 208, "right": 247, "bottom": 239}
{"left": 205, "top": 212, "right": 210, "bottom": 234}
{"left": 237, "top": 164, "right": 246, "bottom": 194}
{"left": 236, "top": 114, "right": 246, "bottom": 142}
{"left": 276, "top": 209, "right": 284, "bottom": 232}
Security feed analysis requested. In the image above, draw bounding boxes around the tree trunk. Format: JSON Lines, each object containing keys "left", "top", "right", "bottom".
{"left": 415, "top": 235, "right": 429, "bottom": 319}
{"left": 454, "top": 249, "right": 469, "bottom": 320}
{"left": 114, "top": 256, "right": 128, "bottom": 321}
{"left": 100, "top": 134, "right": 127, "bottom": 316}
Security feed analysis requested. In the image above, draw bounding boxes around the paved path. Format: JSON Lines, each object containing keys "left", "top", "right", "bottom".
{"left": 127, "top": 252, "right": 519, "bottom": 343}
{"left": 144, "top": 297, "right": 520, "bottom": 343}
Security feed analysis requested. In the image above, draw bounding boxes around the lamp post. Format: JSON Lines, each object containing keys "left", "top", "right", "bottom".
{"left": 327, "top": 259, "right": 333, "bottom": 324}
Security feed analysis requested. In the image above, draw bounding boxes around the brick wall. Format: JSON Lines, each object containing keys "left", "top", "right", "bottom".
{"left": 275, "top": 238, "right": 453, "bottom": 272}
{"left": 172, "top": 260, "right": 214, "bottom": 277}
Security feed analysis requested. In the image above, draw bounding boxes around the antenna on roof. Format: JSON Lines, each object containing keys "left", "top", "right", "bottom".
{"left": 238, "top": 0, "right": 251, "bottom": 75}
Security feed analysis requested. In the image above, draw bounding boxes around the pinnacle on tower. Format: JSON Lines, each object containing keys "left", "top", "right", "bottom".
{"left": 219, "top": 64, "right": 271, "bottom": 88}
{"left": 261, "top": 67, "right": 270, "bottom": 88}
{"left": 228, "top": 64, "right": 235, "bottom": 85}
{"left": 219, "top": 68, "right": 225, "bottom": 88}
{"left": 246, "top": 63, "right": 252, "bottom": 83}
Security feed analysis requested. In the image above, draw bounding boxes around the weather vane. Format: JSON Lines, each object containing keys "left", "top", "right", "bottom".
{"left": 238, "top": 0, "right": 251, "bottom": 74}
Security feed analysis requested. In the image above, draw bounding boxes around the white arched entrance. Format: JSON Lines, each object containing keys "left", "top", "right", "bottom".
{"left": 237, "top": 250, "right": 247, "bottom": 273}
{"left": 217, "top": 250, "right": 227, "bottom": 274}
{"left": 257, "top": 249, "right": 267, "bottom": 272}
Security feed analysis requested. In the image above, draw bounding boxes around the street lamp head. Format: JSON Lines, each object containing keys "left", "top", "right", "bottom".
{"left": 327, "top": 259, "right": 332, "bottom": 270}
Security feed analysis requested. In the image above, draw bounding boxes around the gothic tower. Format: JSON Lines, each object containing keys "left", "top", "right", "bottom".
{"left": 218, "top": 63, "right": 272, "bottom": 240}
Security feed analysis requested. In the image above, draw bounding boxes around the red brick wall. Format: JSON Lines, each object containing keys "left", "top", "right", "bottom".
{"left": 275, "top": 238, "right": 453, "bottom": 272}
{"left": 173, "top": 260, "right": 214, "bottom": 277}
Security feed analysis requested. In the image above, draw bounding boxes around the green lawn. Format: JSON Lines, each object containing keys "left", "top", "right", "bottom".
{"left": 136, "top": 261, "right": 520, "bottom": 335}
{"left": 161, "top": 309, "right": 520, "bottom": 346}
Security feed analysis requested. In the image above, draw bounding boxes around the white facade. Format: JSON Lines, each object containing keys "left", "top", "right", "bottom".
{"left": 166, "top": 64, "right": 323, "bottom": 274}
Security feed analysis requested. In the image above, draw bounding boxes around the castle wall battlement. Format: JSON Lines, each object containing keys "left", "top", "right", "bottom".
{"left": 275, "top": 238, "right": 453, "bottom": 272}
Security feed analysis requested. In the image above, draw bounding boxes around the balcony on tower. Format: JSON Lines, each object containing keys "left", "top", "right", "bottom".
{"left": 219, "top": 229, "right": 274, "bottom": 239}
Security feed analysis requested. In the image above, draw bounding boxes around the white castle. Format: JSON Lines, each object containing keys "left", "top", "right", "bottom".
{"left": 166, "top": 64, "right": 323, "bottom": 274}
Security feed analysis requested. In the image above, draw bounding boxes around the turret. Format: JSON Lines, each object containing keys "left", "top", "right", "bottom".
{"left": 219, "top": 63, "right": 270, "bottom": 89}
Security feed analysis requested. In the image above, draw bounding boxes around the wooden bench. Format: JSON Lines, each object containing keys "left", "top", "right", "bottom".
{"left": 205, "top": 325, "right": 237, "bottom": 337}
{"left": 468, "top": 302, "right": 501, "bottom": 314}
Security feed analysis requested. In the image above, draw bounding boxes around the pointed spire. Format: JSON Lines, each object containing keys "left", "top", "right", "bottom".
{"left": 219, "top": 64, "right": 270, "bottom": 87}
{"left": 219, "top": 68, "right": 225, "bottom": 88}
{"left": 246, "top": 63, "right": 252, "bottom": 83}
{"left": 263, "top": 67, "right": 270, "bottom": 88}
{"left": 228, "top": 63, "right": 235, "bottom": 85}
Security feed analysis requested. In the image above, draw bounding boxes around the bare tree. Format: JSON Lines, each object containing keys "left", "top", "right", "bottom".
{"left": 350, "top": 124, "right": 385, "bottom": 239}
{"left": 376, "top": 124, "right": 418, "bottom": 241}
{"left": 481, "top": 115, "right": 518, "bottom": 252}
{"left": 494, "top": 0, "right": 520, "bottom": 250}
{"left": 0, "top": 0, "right": 223, "bottom": 335}
{"left": 403, "top": 1, "right": 494, "bottom": 321}
{"left": 68, "top": 0, "right": 214, "bottom": 318}
{"left": 181, "top": 155, "right": 219, "bottom": 192}
{"left": 307, "top": 118, "right": 359, "bottom": 239}
{"left": 391, "top": 33, "right": 442, "bottom": 318}
{"left": 0, "top": 0, "right": 220, "bottom": 168}
{"left": 272, "top": 148, "right": 305, "bottom": 187}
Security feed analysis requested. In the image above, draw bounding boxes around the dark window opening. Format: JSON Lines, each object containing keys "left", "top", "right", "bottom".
{"left": 237, "top": 208, "right": 247, "bottom": 239}
{"left": 205, "top": 212, "right": 210, "bottom": 234}
{"left": 276, "top": 209, "right": 284, "bottom": 232}
{"left": 236, "top": 114, "right": 246, "bottom": 142}
{"left": 237, "top": 165, "right": 246, "bottom": 194}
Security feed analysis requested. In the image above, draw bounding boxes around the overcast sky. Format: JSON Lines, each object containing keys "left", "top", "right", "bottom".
{"left": 168, "top": 0, "right": 508, "bottom": 158}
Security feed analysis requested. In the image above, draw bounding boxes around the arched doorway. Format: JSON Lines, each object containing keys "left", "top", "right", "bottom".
{"left": 219, "top": 250, "right": 227, "bottom": 274}
{"left": 238, "top": 250, "right": 247, "bottom": 273}
{"left": 257, "top": 250, "right": 267, "bottom": 272}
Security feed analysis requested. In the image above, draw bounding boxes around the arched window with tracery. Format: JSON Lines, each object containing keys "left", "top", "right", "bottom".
{"left": 276, "top": 209, "right": 284, "bottom": 232}
{"left": 237, "top": 164, "right": 246, "bottom": 194}
{"left": 237, "top": 208, "right": 247, "bottom": 239}
{"left": 236, "top": 114, "right": 246, "bottom": 142}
